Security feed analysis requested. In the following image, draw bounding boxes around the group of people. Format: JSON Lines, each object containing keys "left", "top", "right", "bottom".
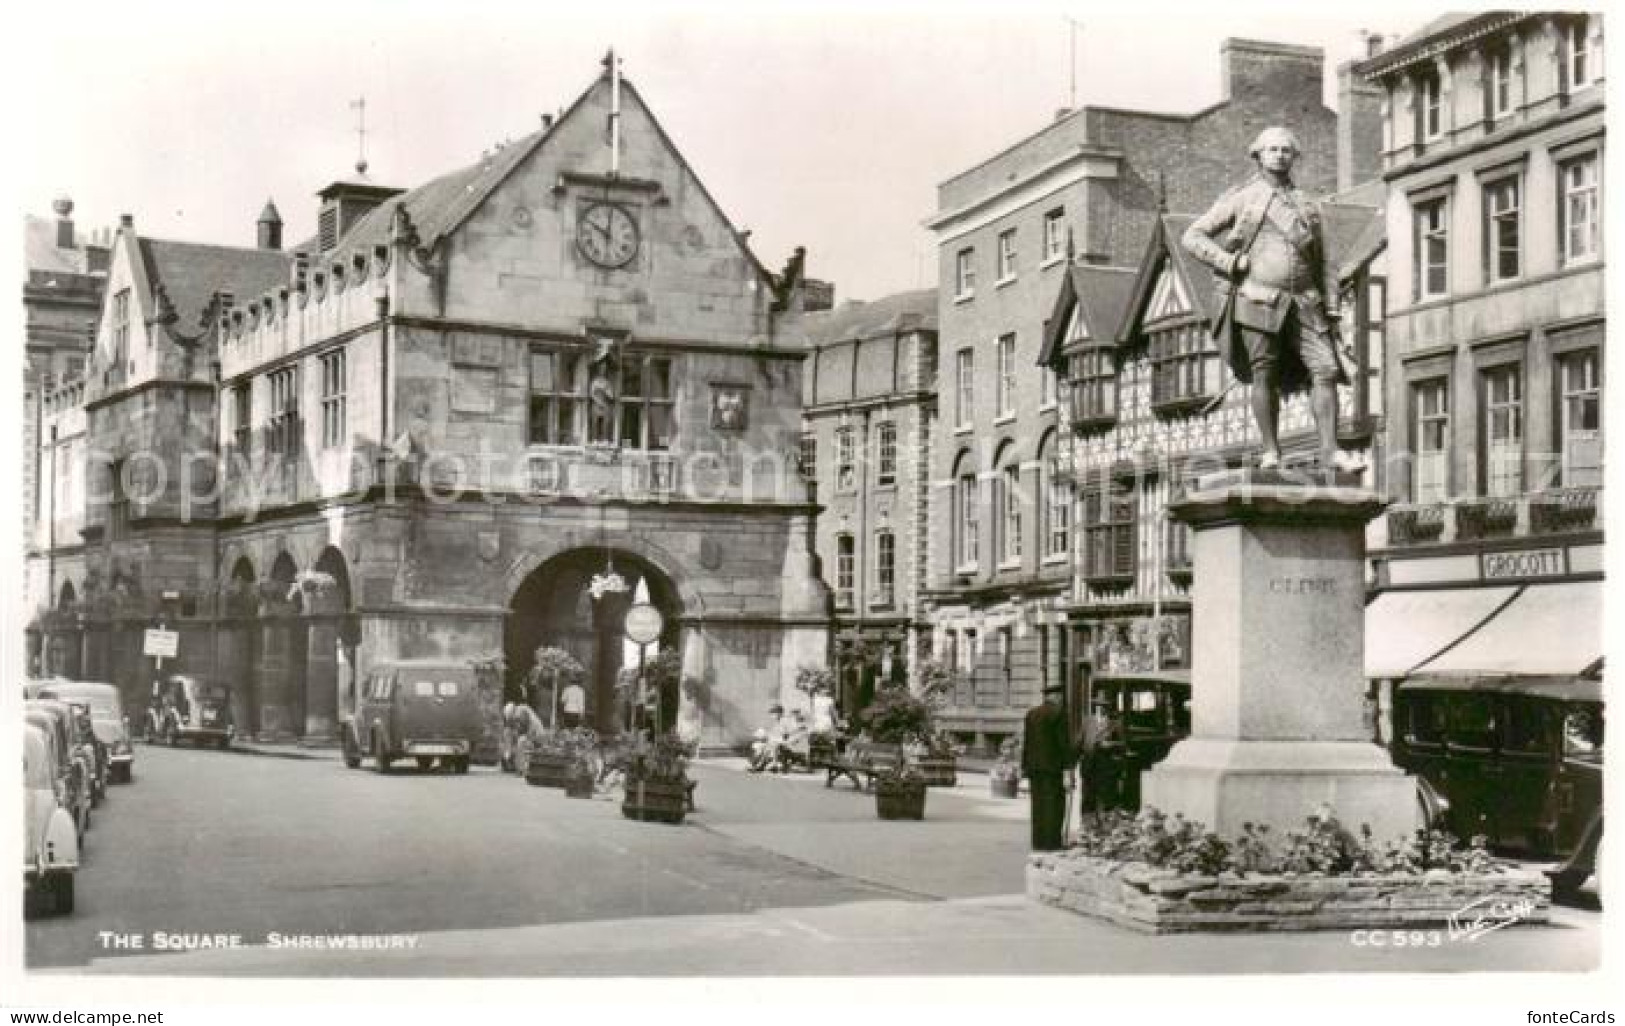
{"left": 1021, "top": 686, "right": 1125, "bottom": 852}
{"left": 748, "top": 691, "right": 840, "bottom": 774}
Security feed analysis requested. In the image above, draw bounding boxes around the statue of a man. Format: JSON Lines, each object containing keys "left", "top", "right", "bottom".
{"left": 1182, "top": 126, "right": 1357, "bottom": 472}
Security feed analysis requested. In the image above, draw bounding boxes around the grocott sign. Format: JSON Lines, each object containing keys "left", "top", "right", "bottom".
{"left": 624, "top": 603, "right": 663, "bottom": 646}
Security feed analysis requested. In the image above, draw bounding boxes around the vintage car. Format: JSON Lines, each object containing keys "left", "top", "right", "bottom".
{"left": 23, "top": 701, "right": 93, "bottom": 841}
{"left": 1082, "top": 672, "right": 1192, "bottom": 812}
{"left": 38, "top": 681, "right": 135, "bottom": 784}
{"left": 23, "top": 723, "right": 80, "bottom": 915}
{"left": 343, "top": 660, "right": 485, "bottom": 774}
{"left": 1391, "top": 675, "right": 1603, "bottom": 898}
{"left": 150, "top": 675, "right": 235, "bottom": 747}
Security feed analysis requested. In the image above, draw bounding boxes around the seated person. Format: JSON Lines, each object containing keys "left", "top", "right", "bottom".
{"left": 777, "top": 710, "right": 811, "bottom": 770}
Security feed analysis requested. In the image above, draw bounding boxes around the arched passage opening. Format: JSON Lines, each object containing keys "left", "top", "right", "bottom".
{"left": 259, "top": 552, "right": 305, "bottom": 739}
{"left": 307, "top": 546, "right": 355, "bottom": 737}
{"left": 506, "top": 549, "right": 683, "bottom": 735}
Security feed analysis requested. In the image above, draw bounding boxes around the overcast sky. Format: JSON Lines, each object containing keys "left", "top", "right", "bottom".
{"left": 12, "top": 1, "right": 1434, "bottom": 304}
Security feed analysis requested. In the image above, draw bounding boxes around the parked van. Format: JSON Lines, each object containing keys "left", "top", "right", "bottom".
{"left": 343, "top": 660, "right": 493, "bottom": 774}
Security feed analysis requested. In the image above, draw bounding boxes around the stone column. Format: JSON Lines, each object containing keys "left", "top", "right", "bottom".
{"left": 1140, "top": 470, "right": 1420, "bottom": 845}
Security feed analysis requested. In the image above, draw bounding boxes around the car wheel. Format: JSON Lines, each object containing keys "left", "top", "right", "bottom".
{"left": 373, "top": 736, "right": 392, "bottom": 774}
{"left": 342, "top": 731, "right": 361, "bottom": 769}
{"left": 217, "top": 736, "right": 231, "bottom": 749}
{"left": 53, "top": 874, "right": 74, "bottom": 915}
{"left": 454, "top": 757, "right": 470, "bottom": 775}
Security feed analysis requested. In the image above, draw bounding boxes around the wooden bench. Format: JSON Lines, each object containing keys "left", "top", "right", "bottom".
{"left": 822, "top": 739, "right": 904, "bottom": 791}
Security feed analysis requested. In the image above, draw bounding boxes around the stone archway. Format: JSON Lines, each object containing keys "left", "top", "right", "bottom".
{"left": 506, "top": 549, "right": 683, "bottom": 736}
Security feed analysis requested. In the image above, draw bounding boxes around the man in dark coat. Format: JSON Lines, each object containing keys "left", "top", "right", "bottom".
{"left": 1182, "top": 125, "right": 1357, "bottom": 473}
{"left": 1022, "top": 685, "right": 1075, "bottom": 851}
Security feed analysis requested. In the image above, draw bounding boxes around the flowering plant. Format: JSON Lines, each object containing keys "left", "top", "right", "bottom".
{"left": 990, "top": 736, "right": 1022, "bottom": 783}
{"left": 589, "top": 571, "right": 629, "bottom": 600}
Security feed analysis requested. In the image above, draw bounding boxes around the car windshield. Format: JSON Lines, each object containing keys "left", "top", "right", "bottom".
{"left": 24, "top": 734, "right": 53, "bottom": 788}
{"left": 42, "top": 692, "right": 118, "bottom": 717}
{"left": 1563, "top": 706, "right": 1604, "bottom": 763}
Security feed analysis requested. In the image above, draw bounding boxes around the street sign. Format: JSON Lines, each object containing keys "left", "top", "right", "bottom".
{"left": 624, "top": 603, "right": 663, "bottom": 645}
{"left": 143, "top": 629, "right": 179, "bottom": 659}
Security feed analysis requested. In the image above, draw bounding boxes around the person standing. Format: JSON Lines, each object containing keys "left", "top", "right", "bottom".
{"left": 559, "top": 679, "right": 587, "bottom": 730}
{"left": 1021, "top": 685, "right": 1075, "bottom": 852}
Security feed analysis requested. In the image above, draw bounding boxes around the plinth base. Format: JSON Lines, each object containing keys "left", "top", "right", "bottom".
{"left": 1141, "top": 738, "right": 1421, "bottom": 846}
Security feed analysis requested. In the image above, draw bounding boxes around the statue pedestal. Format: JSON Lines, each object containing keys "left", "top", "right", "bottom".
{"left": 1141, "top": 470, "right": 1420, "bottom": 844}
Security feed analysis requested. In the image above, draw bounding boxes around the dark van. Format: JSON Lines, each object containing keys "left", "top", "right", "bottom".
{"left": 344, "top": 661, "right": 485, "bottom": 774}
{"left": 1391, "top": 676, "right": 1603, "bottom": 897}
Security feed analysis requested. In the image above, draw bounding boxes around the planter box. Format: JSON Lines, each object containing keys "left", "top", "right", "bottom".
{"left": 875, "top": 781, "right": 927, "bottom": 820}
{"left": 622, "top": 778, "right": 690, "bottom": 824}
{"left": 524, "top": 753, "right": 574, "bottom": 788}
{"left": 989, "top": 775, "right": 1019, "bottom": 799}
{"left": 1025, "top": 852, "right": 1551, "bottom": 934}
{"left": 564, "top": 775, "right": 596, "bottom": 799}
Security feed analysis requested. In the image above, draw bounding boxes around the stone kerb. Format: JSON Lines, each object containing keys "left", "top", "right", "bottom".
{"left": 1026, "top": 852, "right": 1551, "bottom": 934}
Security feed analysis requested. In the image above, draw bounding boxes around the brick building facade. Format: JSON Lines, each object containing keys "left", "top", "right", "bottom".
{"left": 923, "top": 38, "right": 1351, "bottom": 750}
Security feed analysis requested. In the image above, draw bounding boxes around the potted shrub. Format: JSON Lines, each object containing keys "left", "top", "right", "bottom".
{"left": 622, "top": 733, "right": 694, "bottom": 824}
{"left": 911, "top": 730, "right": 959, "bottom": 787}
{"left": 873, "top": 762, "right": 928, "bottom": 820}
{"left": 989, "top": 736, "right": 1021, "bottom": 799}
{"left": 859, "top": 685, "right": 933, "bottom": 820}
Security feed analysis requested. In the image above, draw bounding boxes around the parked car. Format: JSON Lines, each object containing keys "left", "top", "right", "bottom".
{"left": 1391, "top": 676, "right": 1603, "bottom": 898}
{"left": 23, "top": 701, "right": 92, "bottom": 841}
{"left": 23, "top": 723, "right": 79, "bottom": 915}
{"left": 1083, "top": 672, "right": 1192, "bottom": 812}
{"left": 343, "top": 660, "right": 485, "bottom": 774}
{"left": 38, "top": 681, "right": 135, "bottom": 784}
{"left": 150, "top": 675, "right": 235, "bottom": 748}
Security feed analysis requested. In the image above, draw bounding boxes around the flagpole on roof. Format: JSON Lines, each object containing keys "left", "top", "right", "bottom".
{"left": 605, "top": 48, "right": 622, "bottom": 176}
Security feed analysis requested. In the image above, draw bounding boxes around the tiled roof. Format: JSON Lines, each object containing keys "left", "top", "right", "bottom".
{"left": 797, "top": 288, "right": 938, "bottom": 347}
{"left": 333, "top": 131, "right": 543, "bottom": 258}
{"left": 1154, "top": 213, "right": 1216, "bottom": 324}
{"left": 1036, "top": 263, "right": 1137, "bottom": 367}
{"left": 137, "top": 238, "right": 293, "bottom": 334}
{"left": 1321, "top": 199, "right": 1385, "bottom": 282}
{"left": 1357, "top": 12, "right": 1529, "bottom": 77}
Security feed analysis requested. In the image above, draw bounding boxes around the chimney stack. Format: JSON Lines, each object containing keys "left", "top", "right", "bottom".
{"left": 52, "top": 196, "right": 76, "bottom": 249}
{"left": 1337, "top": 56, "right": 1385, "bottom": 191}
{"left": 1220, "top": 38, "right": 1325, "bottom": 106}
{"left": 257, "top": 198, "right": 284, "bottom": 251}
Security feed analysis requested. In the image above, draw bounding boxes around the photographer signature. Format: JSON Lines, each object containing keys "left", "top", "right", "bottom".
{"left": 1447, "top": 894, "right": 1538, "bottom": 942}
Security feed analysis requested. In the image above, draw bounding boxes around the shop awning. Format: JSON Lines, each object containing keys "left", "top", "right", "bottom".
{"left": 1408, "top": 581, "right": 1604, "bottom": 678}
{"left": 1364, "top": 586, "right": 1519, "bottom": 678}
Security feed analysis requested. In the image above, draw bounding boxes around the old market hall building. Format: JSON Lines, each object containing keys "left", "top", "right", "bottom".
{"left": 26, "top": 60, "right": 832, "bottom": 749}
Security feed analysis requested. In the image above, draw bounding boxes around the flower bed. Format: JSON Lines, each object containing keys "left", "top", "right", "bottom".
{"left": 1026, "top": 853, "right": 1549, "bottom": 933}
{"left": 1025, "top": 807, "right": 1551, "bottom": 933}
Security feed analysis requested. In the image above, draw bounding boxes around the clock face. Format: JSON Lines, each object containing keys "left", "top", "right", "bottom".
{"left": 576, "top": 202, "right": 640, "bottom": 268}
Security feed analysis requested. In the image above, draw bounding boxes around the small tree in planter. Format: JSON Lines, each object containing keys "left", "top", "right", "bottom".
{"left": 621, "top": 733, "right": 695, "bottom": 824}
{"left": 530, "top": 647, "right": 585, "bottom": 728}
{"left": 859, "top": 684, "right": 933, "bottom": 819}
